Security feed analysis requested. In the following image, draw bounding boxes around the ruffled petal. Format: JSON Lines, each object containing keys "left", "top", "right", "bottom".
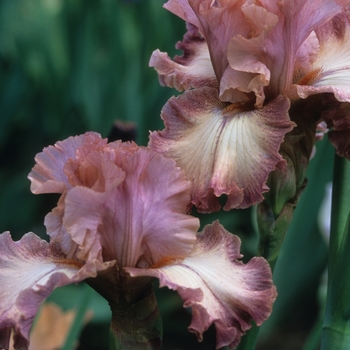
{"left": 64, "top": 146, "right": 126, "bottom": 192}
{"left": 149, "top": 87, "right": 294, "bottom": 213}
{"left": 28, "top": 132, "right": 107, "bottom": 194}
{"left": 0, "top": 232, "right": 109, "bottom": 350}
{"left": 126, "top": 221, "right": 277, "bottom": 349}
{"left": 163, "top": 0, "right": 202, "bottom": 31}
{"left": 164, "top": 0, "right": 251, "bottom": 80}
{"left": 292, "top": 9, "right": 350, "bottom": 102}
{"left": 44, "top": 193, "right": 84, "bottom": 260}
{"left": 53, "top": 146, "right": 199, "bottom": 268}
{"left": 150, "top": 24, "right": 217, "bottom": 91}
{"left": 221, "top": 3, "right": 278, "bottom": 105}
{"left": 224, "top": 0, "right": 342, "bottom": 103}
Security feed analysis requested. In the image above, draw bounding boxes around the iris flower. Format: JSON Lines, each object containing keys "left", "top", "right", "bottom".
{"left": 0, "top": 132, "right": 276, "bottom": 350}
{"left": 149, "top": 0, "right": 350, "bottom": 213}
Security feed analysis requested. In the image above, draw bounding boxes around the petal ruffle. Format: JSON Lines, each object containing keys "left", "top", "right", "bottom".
{"left": 163, "top": 0, "right": 202, "bottom": 31}
{"left": 221, "top": 3, "right": 278, "bottom": 105}
{"left": 149, "top": 87, "right": 294, "bottom": 213}
{"left": 126, "top": 221, "right": 277, "bottom": 349}
{"left": 164, "top": 0, "right": 251, "bottom": 80}
{"left": 224, "top": 0, "right": 342, "bottom": 103}
{"left": 28, "top": 132, "right": 108, "bottom": 194}
{"left": 50, "top": 146, "right": 199, "bottom": 268}
{"left": 150, "top": 24, "right": 217, "bottom": 91}
{"left": 0, "top": 232, "right": 109, "bottom": 350}
{"left": 292, "top": 9, "right": 350, "bottom": 102}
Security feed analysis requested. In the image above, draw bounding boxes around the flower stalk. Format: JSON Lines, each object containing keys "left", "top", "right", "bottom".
{"left": 237, "top": 188, "right": 301, "bottom": 349}
{"left": 235, "top": 324, "right": 260, "bottom": 350}
{"left": 321, "top": 155, "right": 350, "bottom": 350}
{"left": 257, "top": 199, "right": 298, "bottom": 270}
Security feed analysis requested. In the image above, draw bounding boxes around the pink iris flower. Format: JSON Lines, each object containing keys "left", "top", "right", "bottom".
{"left": 0, "top": 132, "right": 276, "bottom": 350}
{"left": 149, "top": 0, "right": 350, "bottom": 213}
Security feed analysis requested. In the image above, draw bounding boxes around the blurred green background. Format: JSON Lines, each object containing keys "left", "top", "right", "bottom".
{"left": 0, "top": 0, "right": 334, "bottom": 349}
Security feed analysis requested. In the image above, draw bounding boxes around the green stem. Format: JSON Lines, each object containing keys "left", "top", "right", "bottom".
{"left": 302, "top": 317, "right": 323, "bottom": 350}
{"left": 237, "top": 199, "right": 296, "bottom": 349}
{"left": 235, "top": 324, "right": 260, "bottom": 350}
{"left": 321, "top": 155, "right": 350, "bottom": 350}
{"left": 256, "top": 200, "right": 296, "bottom": 269}
{"left": 327, "top": 155, "right": 350, "bottom": 275}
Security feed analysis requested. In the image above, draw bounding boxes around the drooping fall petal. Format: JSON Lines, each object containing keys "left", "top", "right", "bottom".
{"left": 149, "top": 87, "right": 294, "bottom": 212}
{"left": 127, "top": 221, "right": 277, "bottom": 349}
{"left": 0, "top": 232, "right": 110, "bottom": 350}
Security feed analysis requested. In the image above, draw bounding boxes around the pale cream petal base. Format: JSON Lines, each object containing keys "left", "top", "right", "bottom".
{"left": 150, "top": 87, "right": 294, "bottom": 212}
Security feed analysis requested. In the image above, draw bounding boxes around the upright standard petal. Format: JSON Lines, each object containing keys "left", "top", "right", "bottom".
{"left": 223, "top": 0, "right": 342, "bottom": 103}
{"left": 31, "top": 134, "right": 126, "bottom": 258}
{"left": 28, "top": 132, "right": 107, "bottom": 194}
{"left": 0, "top": 232, "right": 109, "bottom": 350}
{"left": 149, "top": 87, "right": 294, "bottom": 213}
{"left": 164, "top": 0, "right": 250, "bottom": 80}
{"left": 221, "top": 3, "right": 278, "bottom": 105}
{"left": 43, "top": 143, "right": 199, "bottom": 269}
{"left": 29, "top": 134, "right": 199, "bottom": 271}
{"left": 127, "top": 221, "right": 277, "bottom": 349}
